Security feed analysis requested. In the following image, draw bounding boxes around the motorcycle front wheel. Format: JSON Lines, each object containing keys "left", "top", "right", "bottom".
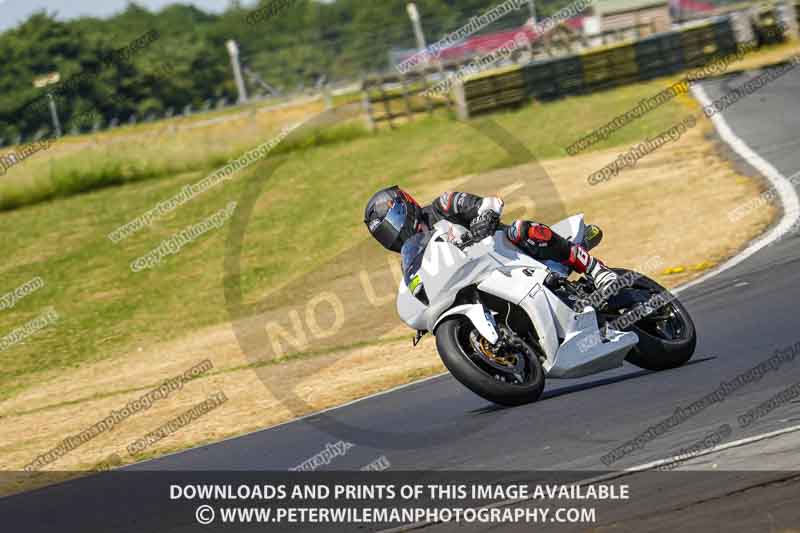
{"left": 435, "top": 317, "right": 545, "bottom": 406}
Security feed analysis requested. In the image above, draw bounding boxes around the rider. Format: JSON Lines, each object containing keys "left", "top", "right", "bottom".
{"left": 363, "top": 186, "right": 619, "bottom": 293}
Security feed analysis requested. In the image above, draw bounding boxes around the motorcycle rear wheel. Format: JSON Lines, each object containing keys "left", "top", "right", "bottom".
{"left": 612, "top": 268, "right": 697, "bottom": 371}
{"left": 436, "top": 317, "right": 545, "bottom": 406}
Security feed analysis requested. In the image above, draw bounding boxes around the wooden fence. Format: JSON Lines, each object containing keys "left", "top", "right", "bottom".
{"left": 361, "top": 65, "right": 456, "bottom": 131}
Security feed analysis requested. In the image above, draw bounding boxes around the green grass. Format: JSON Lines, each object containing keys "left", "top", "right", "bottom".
{"left": 0, "top": 75, "right": 691, "bottom": 401}
{"left": 0, "top": 117, "right": 365, "bottom": 212}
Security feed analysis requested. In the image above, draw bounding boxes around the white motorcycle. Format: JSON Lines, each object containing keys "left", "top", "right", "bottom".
{"left": 397, "top": 215, "right": 696, "bottom": 406}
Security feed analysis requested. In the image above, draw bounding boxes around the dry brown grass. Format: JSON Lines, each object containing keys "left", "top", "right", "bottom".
{"left": 0, "top": 96, "right": 326, "bottom": 196}
{"left": 0, "top": 108, "right": 777, "bottom": 486}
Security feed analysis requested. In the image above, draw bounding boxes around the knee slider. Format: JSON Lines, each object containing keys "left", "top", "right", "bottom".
{"left": 527, "top": 224, "right": 553, "bottom": 243}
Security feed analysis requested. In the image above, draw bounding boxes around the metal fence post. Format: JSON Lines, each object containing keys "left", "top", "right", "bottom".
{"left": 361, "top": 79, "right": 376, "bottom": 132}
{"left": 452, "top": 81, "right": 470, "bottom": 121}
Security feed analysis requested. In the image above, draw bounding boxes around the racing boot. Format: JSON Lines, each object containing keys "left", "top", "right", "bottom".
{"left": 584, "top": 224, "right": 604, "bottom": 251}
{"left": 564, "top": 244, "right": 619, "bottom": 298}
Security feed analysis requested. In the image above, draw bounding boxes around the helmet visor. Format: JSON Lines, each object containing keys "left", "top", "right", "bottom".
{"left": 370, "top": 200, "right": 408, "bottom": 250}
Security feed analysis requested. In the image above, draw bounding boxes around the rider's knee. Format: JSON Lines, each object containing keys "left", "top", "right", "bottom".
{"left": 527, "top": 223, "right": 553, "bottom": 243}
{"left": 507, "top": 220, "right": 555, "bottom": 244}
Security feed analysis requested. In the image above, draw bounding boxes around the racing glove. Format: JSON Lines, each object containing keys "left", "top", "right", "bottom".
{"left": 470, "top": 210, "right": 500, "bottom": 240}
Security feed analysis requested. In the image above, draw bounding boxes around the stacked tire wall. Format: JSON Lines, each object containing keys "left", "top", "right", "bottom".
{"left": 460, "top": 15, "right": 766, "bottom": 116}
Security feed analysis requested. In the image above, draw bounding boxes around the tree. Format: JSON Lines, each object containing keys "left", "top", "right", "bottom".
{"left": 0, "top": 0, "right": 559, "bottom": 138}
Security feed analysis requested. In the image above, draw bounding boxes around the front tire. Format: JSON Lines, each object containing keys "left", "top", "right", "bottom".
{"left": 436, "top": 317, "right": 545, "bottom": 406}
{"left": 612, "top": 269, "right": 697, "bottom": 371}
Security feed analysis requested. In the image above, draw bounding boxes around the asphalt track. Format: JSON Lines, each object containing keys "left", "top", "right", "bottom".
{"left": 3, "top": 65, "right": 800, "bottom": 532}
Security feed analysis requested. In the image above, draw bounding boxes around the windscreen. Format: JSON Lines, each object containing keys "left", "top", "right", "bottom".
{"left": 400, "top": 231, "right": 432, "bottom": 286}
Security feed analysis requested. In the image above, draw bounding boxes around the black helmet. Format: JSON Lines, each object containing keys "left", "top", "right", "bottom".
{"left": 364, "top": 186, "right": 421, "bottom": 252}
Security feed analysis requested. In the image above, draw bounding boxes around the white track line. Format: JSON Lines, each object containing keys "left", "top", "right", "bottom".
{"left": 381, "top": 423, "right": 800, "bottom": 532}
{"left": 675, "top": 85, "right": 800, "bottom": 294}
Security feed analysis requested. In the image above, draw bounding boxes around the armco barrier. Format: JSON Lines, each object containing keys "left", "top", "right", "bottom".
{"left": 457, "top": 15, "right": 751, "bottom": 117}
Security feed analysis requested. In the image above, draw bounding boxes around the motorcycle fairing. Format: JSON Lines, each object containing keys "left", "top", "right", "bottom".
{"left": 397, "top": 217, "right": 638, "bottom": 378}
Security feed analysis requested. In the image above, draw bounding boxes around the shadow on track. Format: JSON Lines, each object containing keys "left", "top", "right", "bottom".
{"left": 468, "top": 356, "right": 716, "bottom": 414}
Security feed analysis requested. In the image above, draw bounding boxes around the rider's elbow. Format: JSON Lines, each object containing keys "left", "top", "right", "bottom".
{"left": 480, "top": 197, "right": 504, "bottom": 216}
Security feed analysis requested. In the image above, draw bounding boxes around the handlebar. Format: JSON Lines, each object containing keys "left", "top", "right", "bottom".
{"left": 456, "top": 222, "right": 509, "bottom": 251}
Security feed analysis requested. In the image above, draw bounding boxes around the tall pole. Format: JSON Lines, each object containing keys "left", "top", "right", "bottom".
{"left": 47, "top": 93, "right": 62, "bottom": 138}
{"left": 527, "top": 0, "right": 537, "bottom": 24}
{"left": 225, "top": 40, "right": 248, "bottom": 104}
{"left": 406, "top": 3, "right": 429, "bottom": 65}
{"left": 35, "top": 73, "right": 62, "bottom": 138}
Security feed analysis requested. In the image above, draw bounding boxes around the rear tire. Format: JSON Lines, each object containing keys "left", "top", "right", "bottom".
{"left": 613, "top": 269, "right": 697, "bottom": 371}
{"left": 436, "top": 318, "right": 545, "bottom": 406}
